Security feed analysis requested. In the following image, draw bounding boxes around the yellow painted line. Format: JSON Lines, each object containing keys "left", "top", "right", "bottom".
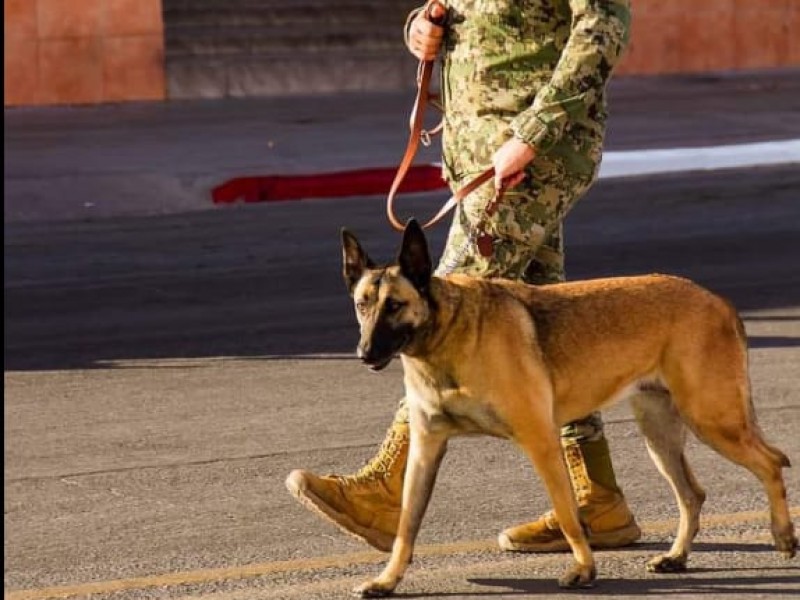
{"left": 6, "top": 507, "right": 799, "bottom": 600}
{"left": 3, "top": 552, "right": 385, "bottom": 600}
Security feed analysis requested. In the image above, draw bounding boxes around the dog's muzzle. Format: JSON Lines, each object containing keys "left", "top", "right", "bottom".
{"left": 357, "top": 345, "right": 394, "bottom": 372}
{"left": 358, "top": 330, "right": 413, "bottom": 371}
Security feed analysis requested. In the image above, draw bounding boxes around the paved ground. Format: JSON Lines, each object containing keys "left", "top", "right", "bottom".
{"left": 4, "top": 70, "right": 800, "bottom": 599}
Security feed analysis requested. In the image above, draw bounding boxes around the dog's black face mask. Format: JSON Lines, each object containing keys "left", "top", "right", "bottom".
{"left": 341, "top": 220, "right": 433, "bottom": 370}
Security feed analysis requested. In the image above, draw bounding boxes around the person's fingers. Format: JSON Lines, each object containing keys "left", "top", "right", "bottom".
{"left": 492, "top": 138, "right": 536, "bottom": 188}
{"left": 409, "top": 40, "right": 440, "bottom": 61}
{"left": 493, "top": 170, "right": 503, "bottom": 190}
{"left": 494, "top": 171, "right": 525, "bottom": 191}
{"left": 412, "top": 17, "right": 444, "bottom": 40}
{"left": 410, "top": 41, "right": 440, "bottom": 61}
{"left": 509, "top": 172, "right": 526, "bottom": 188}
{"left": 409, "top": 16, "right": 443, "bottom": 60}
{"left": 410, "top": 37, "right": 440, "bottom": 51}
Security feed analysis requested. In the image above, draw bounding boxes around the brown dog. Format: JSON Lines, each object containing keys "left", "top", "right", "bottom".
{"left": 342, "top": 219, "right": 796, "bottom": 597}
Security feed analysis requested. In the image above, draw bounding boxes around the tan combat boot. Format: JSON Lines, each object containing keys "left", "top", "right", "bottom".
{"left": 498, "top": 437, "right": 641, "bottom": 552}
{"left": 285, "top": 422, "right": 407, "bottom": 552}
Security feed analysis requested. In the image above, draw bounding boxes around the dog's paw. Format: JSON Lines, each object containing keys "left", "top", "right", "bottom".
{"left": 773, "top": 527, "right": 798, "bottom": 559}
{"left": 353, "top": 579, "right": 396, "bottom": 598}
{"left": 646, "top": 553, "right": 687, "bottom": 573}
{"left": 557, "top": 563, "right": 596, "bottom": 589}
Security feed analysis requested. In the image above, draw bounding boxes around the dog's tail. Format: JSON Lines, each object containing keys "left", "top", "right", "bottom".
{"left": 731, "top": 309, "right": 759, "bottom": 420}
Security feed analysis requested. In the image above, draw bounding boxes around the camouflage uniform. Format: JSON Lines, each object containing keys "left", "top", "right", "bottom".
{"left": 285, "top": 1, "right": 637, "bottom": 553}
{"left": 428, "top": 1, "right": 630, "bottom": 444}
{"left": 435, "top": 0, "right": 631, "bottom": 284}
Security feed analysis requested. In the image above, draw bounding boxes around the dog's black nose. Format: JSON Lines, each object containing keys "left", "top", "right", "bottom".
{"left": 357, "top": 344, "right": 377, "bottom": 364}
{"left": 357, "top": 344, "right": 392, "bottom": 371}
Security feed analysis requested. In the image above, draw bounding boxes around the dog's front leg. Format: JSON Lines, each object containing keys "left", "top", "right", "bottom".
{"left": 354, "top": 419, "right": 448, "bottom": 598}
{"left": 517, "top": 423, "right": 596, "bottom": 589}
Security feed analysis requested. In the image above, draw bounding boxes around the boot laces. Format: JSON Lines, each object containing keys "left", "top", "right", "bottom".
{"left": 563, "top": 442, "right": 591, "bottom": 500}
{"left": 342, "top": 428, "right": 406, "bottom": 485}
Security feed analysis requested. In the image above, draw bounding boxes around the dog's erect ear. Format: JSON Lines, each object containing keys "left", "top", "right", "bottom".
{"left": 341, "top": 228, "right": 374, "bottom": 294}
{"left": 397, "top": 218, "right": 432, "bottom": 293}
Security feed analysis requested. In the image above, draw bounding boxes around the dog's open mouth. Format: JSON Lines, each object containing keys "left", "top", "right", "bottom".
{"left": 367, "top": 356, "right": 393, "bottom": 372}
{"left": 362, "top": 335, "right": 410, "bottom": 372}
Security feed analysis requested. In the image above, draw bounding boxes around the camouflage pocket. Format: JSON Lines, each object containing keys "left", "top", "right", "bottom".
{"left": 460, "top": 177, "right": 548, "bottom": 252}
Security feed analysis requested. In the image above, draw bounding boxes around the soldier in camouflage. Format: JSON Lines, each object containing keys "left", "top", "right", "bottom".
{"left": 287, "top": 0, "right": 644, "bottom": 553}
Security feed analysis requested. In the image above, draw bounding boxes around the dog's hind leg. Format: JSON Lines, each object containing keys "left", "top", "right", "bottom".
{"left": 667, "top": 367, "right": 797, "bottom": 559}
{"left": 690, "top": 415, "right": 797, "bottom": 559}
{"left": 665, "top": 310, "right": 797, "bottom": 560}
{"left": 631, "top": 388, "right": 706, "bottom": 573}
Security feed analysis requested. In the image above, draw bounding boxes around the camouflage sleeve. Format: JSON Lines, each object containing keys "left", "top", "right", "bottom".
{"left": 510, "top": 0, "right": 631, "bottom": 154}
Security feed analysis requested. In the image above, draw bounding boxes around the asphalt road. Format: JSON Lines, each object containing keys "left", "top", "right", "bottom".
{"left": 5, "top": 163, "right": 800, "bottom": 599}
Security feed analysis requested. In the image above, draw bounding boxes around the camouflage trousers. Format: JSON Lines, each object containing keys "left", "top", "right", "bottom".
{"left": 394, "top": 151, "right": 605, "bottom": 443}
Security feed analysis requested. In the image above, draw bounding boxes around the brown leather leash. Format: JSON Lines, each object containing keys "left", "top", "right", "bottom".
{"left": 386, "top": 0, "right": 500, "bottom": 258}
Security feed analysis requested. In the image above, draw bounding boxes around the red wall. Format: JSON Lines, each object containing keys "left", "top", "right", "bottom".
{"left": 4, "top": 0, "right": 799, "bottom": 107}
{"left": 618, "top": 0, "right": 799, "bottom": 76}
{"left": 4, "top": 0, "right": 165, "bottom": 106}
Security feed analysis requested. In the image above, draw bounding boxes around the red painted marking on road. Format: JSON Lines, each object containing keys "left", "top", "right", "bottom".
{"left": 211, "top": 139, "right": 800, "bottom": 205}
{"left": 211, "top": 165, "right": 447, "bottom": 205}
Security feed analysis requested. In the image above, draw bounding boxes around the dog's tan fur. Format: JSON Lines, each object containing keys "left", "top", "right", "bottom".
{"left": 342, "top": 220, "right": 796, "bottom": 597}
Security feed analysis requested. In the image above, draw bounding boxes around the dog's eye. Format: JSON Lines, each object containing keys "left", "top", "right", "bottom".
{"left": 356, "top": 301, "right": 369, "bottom": 315}
{"left": 385, "top": 299, "right": 406, "bottom": 313}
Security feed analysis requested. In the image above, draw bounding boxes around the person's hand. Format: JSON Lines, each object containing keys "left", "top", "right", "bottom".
{"left": 406, "top": 10, "right": 444, "bottom": 61}
{"left": 492, "top": 137, "right": 537, "bottom": 190}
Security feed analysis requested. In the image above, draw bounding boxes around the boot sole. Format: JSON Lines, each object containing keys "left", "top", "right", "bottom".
{"left": 498, "top": 521, "right": 642, "bottom": 553}
{"left": 285, "top": 472, "right": 396, "bottom": 553}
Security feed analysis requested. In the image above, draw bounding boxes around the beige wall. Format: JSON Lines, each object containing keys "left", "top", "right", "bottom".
{"left": 4, "top": 0, "right": 799, "bottom": 107}
{"left": 618, "top": 0, "right": 799, "bottom": 76}
{"left": 4, "top": 0, "right": 165, "bottom": 106}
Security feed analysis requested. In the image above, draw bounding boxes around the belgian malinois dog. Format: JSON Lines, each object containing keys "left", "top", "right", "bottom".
{"left": 342, "top": 219, "right": 796, "bottom": 597}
